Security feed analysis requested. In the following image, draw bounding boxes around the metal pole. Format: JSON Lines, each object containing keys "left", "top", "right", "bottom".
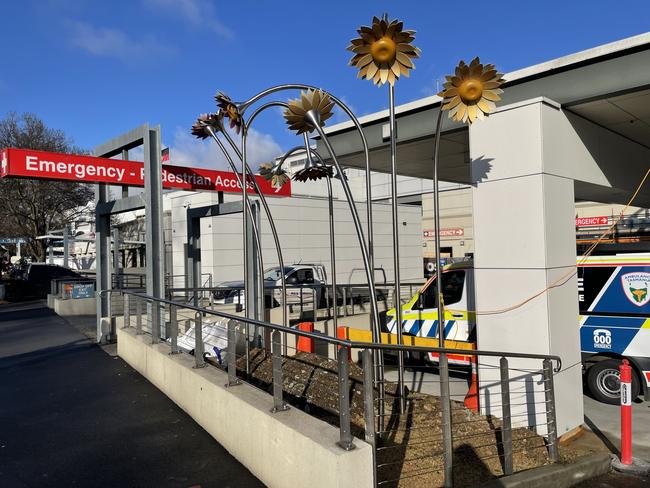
{"left": 337, "top": 346, "right": 355, "bottom": 451}
{"left": 271, "top": 330, "right": 289, "bottom": 412}
{"left": 143, "top": 126, "right": 164, "bottom": 345}
{"left": 48, "top": 241, "right": 53, "bottom": 264}
{"left": 389, "top": 84, "right": 405, "bottom": 413}
{"left": 362, "top": 349, "right": 377, "bottom": 488}
{"left": 194, "top": 311, "right": 206, "bottom": 368}
{"left": 135, "top": 297, "right": 143, "bottom": 334}
{"left": 432, "top": 109, "right": 446, "bottom": 349}
{"left": 227, "top": 320, "right": 242, "bottom": 387}
{"left": 500, "top": 357, "right": 513, "bottom": 475}
{"left": 362, "top": 349, "right": 376, "bottom": 447}
{"left": 326, "top": 174, "right": 338, "bottom": 336}
{"left": 121, "top": 149, "right": 129, "bottom": 199}
{"left": 112, "top": 227, "right": 121, "bottom": 289}
{"left": 170, "top": 304, "right": 179, "bottom": 354}
{"left": 543, "top": 359, "right": 560, "bottom": 463}
{"left": 123, "top": 294, "right": 130, "bottom": 328}
{"left": 439, "top": 352, "right": 453, "bottom": 487}
{"left": 63, "top": 224, "right": 69, "bottom": 269}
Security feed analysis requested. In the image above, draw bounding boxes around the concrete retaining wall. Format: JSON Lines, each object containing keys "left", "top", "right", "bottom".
{"left": 117, "top": 327, "right": 374, "bottom": 488}
{"left": 53, "top": 297, "right": 95, "bottom": 316}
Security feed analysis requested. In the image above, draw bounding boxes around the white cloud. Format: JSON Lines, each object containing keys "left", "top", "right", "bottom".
{"left": 142, "top": 0, "right": 233, "bottom": 38}
{"left": 166, "top": 126, "right": 282, "bottom": 171}
{"left": 66, "top": 20, "right": 175, "bottom": 63}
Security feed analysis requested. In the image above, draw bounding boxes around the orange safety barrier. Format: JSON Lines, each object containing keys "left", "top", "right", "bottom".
{"left": 337, "top": 326, "right": 352, "bottom": 361}
{"left": 296, "top": 322, "right": 314, "bottom": 353}
{"left": 464, "top": 356, "right": 479, "bottom": 413}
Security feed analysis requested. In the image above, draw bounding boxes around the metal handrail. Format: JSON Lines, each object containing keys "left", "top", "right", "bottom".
{"left": 116, "top": 289, "right": 562, "bottom": 371}
{"left": 113, "top": 288, "right": 562, "bottom": 484}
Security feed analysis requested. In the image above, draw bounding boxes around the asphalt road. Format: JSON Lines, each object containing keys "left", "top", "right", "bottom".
{"left": 0, "top": 301, "right": 264, "bottom": 488}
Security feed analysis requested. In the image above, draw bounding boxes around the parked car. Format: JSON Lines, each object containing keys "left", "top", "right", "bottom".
{"left": 5, "top": 263, "right": 83, "bottom": 300}
{"left": 213, "top": 264, "right": 327, "bottom": 308}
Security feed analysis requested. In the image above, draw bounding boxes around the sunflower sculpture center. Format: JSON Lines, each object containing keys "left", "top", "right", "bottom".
{"left": 371, "top": 36, "right": 397, "bottom": 64}
{"left": 458, "top": 79, "right": 483, "bottom": 104}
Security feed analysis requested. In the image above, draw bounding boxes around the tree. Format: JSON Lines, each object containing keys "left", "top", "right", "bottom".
{"left": 0, "top": 112, "right": 94, "bottom": 261}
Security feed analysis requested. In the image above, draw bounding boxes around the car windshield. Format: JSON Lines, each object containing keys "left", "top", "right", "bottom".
{"left": 264, "top": 267, "right": 294, "bottom": 281}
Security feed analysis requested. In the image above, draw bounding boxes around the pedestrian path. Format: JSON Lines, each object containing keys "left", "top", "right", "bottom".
{"left": 0, "top": 301, "right": 264, "bottom": 488}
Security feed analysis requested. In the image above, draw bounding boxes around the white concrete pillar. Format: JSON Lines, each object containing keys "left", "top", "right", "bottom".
{"left": 469, "top": 98, "right": 583, "bottom": 436}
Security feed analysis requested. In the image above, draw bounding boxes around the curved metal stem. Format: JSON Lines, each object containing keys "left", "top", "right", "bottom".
{"left": 238, "top": 84, "right": 376, "bottom": 341}
{"left": 305, "top": 112, "right": 381, "bottom": 353}
{"left": 432, "top": 107, "right": 445, "bottom": 348}
{"left": 220, "top": 111, "right": 288, "bottom": 332}
{"left": 299, "top": 133, "right": 338, "bottom": 335}
{"left": 205, "top": 127, "right": 265, "bottom": 294}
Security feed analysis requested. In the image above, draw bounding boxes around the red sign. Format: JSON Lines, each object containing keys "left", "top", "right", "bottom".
{"left": 0, "top": 148, "right": 291, "bottom": 197}
{"left": 423, "top": 228, "right": 465, "bottom": 238}
{"left": 576, "top": 216, "right": 608, "bottom": 227}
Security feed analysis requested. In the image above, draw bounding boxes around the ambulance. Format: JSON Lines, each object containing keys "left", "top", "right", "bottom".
{"left": 386, "top": 254, "right": 650, "bottom": 404}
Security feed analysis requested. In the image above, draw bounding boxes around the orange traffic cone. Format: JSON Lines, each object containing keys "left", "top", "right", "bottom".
{"left": 464, "top": 356, "right": 479, "bottom": 413}
{"left": 296, "top": 322, "right": 314, "bottom": 353}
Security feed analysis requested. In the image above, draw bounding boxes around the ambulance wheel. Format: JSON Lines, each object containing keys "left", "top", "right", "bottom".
{"left": 586, "top": 359, "right": 640, "bottom": 405}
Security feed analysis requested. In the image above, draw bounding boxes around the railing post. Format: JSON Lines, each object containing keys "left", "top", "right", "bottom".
{"left": 151, "top": 299, "right": 160, "bottom": 344}
{"left": 362, "top": 349, "right": 376, "bottom": 446}
{"left": 543, "top": 358, "right": 560, "bottom": 463}
{"left": 169, "top": 304, "right": 179, "bottom": 355}
{"left": 343, "top": 287, "right": 348, "bottom": 317}
{"left": 270, "top": 330, "right": 289, "bottom": 413}
{"left": 193, "top": 312, "right": 206, "bottom": 368}
{"left": 439, "top": 352, "right": 453, "bottom": 488}
{"left": 123, "top": 294, "right": 130, "bottom": 329}
{"left": 135, "top": 297, "right": 143, "bottom": 334}
{"left": 226, "top": 319, "right": 242, "bottom": 387}
{"left": 499, "top": 357, "right": 513, "bottom": 475}
{"left": 337, "top": 346, "right": 355, "bottom": 451}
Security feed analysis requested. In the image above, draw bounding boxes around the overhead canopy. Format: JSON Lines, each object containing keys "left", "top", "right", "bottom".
{"left": 317, "top": 33, "right": 650, "bottom": 207}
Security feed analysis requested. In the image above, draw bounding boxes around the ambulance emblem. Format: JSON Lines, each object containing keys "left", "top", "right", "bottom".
{"left": 621, "top": 272, "right": 650, "bottom": 307}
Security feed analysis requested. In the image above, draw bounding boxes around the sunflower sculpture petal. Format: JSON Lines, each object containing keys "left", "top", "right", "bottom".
{"left": 259, "top": 162, "right": 290, "bottom": 189}
{"left": 438, "top": 57, "right": 504, "bottom": 124}
{"left": 258, "top": 163, "right": 274, "bottom": 181}
{"left": 191, "top": 112, "right": 221, "bottom": 139}
{"left": 293, "top": 164, "right": 332, "bottom": 182}
{"left": 215, "top": 91, "right": 243, "bottom": 134}
{"left": 348, "top": 14, "right": 420, "bottom": 87}
{"left": 283, "top": 89, "right": 334, "bottom": 134}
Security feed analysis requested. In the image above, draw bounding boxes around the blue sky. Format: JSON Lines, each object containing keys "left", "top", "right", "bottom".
{"left": 2, "top": 0, "right": 650, "bottom": 169}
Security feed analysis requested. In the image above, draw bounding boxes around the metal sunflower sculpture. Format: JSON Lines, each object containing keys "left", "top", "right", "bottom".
{"left": 438, "top": 57, "right": 505, "bottom": 124}
{"left": 215, "top": 91, "right": 243, "bottom": 134}
{"left": 191, "top": 112, "right": 222, "bottom": 139}
{"left": 348, "top": 14, "right": 420, "bottom": 87}
{"left": 283, "top": 89, "right": 334, "bottom": 134}
{"left": 258, "top": 162, "right": 290, "bottom": 190}
{"left": 292, "top": 161, "right": 333, "bottom": 182}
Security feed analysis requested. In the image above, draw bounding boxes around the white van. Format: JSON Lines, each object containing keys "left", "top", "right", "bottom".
{"left": 386, "top": 254, "right": 650, "bottom": 404}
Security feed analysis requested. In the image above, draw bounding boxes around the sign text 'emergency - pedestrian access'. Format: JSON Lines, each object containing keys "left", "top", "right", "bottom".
{"left": 0, "top": 148, "right": 291, "bottom": 197}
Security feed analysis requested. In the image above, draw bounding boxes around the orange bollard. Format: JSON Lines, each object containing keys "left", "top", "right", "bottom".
{"left": 296, "top": 322, "right": 314, "bottom": 353}
{"left": 337, "top": 326, "right": 352, "bottom": 361}
{"left": 464, "top": 356, "right": 480, "bottom": 413}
